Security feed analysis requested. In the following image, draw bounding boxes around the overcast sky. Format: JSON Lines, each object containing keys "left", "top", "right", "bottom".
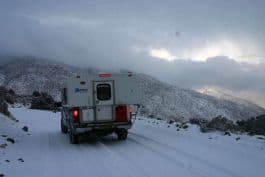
{"left": 0, "top": 0, "right": 265, "bottom": 107}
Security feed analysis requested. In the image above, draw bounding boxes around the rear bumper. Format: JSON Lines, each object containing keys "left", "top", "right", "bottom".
{"left": 73, "top": 121, "right": 132, "bottom": 134}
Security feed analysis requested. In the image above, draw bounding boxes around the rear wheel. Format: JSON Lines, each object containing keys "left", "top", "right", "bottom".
{"left": 68, "top": 122, "right": 79, "bottom": 144}
{"left": 61, "top": 117, "right": 68, "bottom": 134}
{"left": 116, "top": 129, "right": 128, "bottom": 140}
{"left": 69, "top": 130, "right": 79, "bottom": 144}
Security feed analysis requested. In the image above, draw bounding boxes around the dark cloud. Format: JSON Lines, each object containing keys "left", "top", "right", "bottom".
{"left": 169, "top": 57, "right": 265, "bottom": 92}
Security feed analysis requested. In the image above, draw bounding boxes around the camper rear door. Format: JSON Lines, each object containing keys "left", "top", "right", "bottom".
{"left": 93, "top": 81, "right": 114, "bottom": 121}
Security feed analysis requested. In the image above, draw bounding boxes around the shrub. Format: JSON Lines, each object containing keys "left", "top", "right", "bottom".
{"left": 205, "top": 116, "right": 235, "bottom": 132}
{"left": 191, "top": 115, "right": 265, "bottom": 136}
{"left": 0, "top": 86, "right": 15, "bottom": 104}
{"left": 0, "top": 99, "right": 10, "bottom": 116}
{"left": 237, "top": 115, "right": 265, "bottom": 135}
{"left": 30, "top": 92, "right": 55, "bottom": 110}
{"left": 190, "top": 116, "right": 235, "bottom": 133}
{"left": 32, "top": 91, "right": 41, "bottom": 97}
{"left": 8, "top": 89, "right": 15, "bottom": 95}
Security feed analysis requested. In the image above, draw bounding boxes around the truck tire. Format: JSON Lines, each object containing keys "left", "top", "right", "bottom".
{"left": 61, "top": 118, "right": 68, "bottom": 134}
{"left": 68, "top": 123, "right": 79, "bottom": 144}
{"left": 69, "top": 130, "right": 79, "bottom": 144}
{"left": 116, "top": 129, "right": 128, "bottom": 140}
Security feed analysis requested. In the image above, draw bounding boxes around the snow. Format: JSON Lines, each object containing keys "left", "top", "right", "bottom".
{"left": 1, "top": 108, "right": 265, "bottom": 177}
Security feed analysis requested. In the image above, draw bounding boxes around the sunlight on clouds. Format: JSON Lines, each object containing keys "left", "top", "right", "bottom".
{"left": 179, "top": 39, "right": 261, "bottom": 64}
{"left": 144, "top": 39, "right": 261, "bottom": 64}
{"left": 149, "top": 48, "right": 176, "bottom": 61}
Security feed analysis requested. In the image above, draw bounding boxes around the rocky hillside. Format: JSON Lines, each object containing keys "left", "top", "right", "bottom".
{"left": 0, "top": 56, "right": 264, "bottom": 121}
{"left": 140, "top": 74, "right": 265, "bottom": 121}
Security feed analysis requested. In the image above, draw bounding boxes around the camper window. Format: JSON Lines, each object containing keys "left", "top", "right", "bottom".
{"left": 97, "top": 84, "right": 111, "bottom": 100}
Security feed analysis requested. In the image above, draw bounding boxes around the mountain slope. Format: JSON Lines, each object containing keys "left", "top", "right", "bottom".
{"left": 139, "top": 74, "right": 265, "bottom": 120}
{"left": 0, "top": 57, "right": 264, "bottom": 121}
{"left": 197, "top": 87, "right": 263, "bottom": 109}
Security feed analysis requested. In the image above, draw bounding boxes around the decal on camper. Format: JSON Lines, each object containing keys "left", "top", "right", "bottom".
{"left": 74, "top": 88, "right": 88, "bottom": 93}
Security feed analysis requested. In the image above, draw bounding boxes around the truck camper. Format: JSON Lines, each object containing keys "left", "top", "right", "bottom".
{"left": 60, "top": 73, "right": 141, "bottom": 144}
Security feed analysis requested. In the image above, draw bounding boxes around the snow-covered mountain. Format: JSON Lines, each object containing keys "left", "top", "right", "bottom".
{"left": 197, "top": 87, "right": 261, "bottom": 109}
{"left": 0, "top": 57, "right": 264, "bottom": 121}
{"left": 140, "top": 74, "right": 264, "bottom": 121}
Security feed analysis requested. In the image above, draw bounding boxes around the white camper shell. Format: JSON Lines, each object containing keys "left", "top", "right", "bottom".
{"left": 60, "top": 73, "right": 141, "bottom": 144}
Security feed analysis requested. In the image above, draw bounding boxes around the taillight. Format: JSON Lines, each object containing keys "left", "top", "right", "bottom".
{"left": 116, "top": 105, "right": 128, "bottom": 122}
{"left": 128, "top": 107, "right": 133, "bottom": 113}
{"left": 71, "top": 108, "right": 80, "bottom": 120}
{"left": 99, "top": 73, "right": 111, "bottom": 77}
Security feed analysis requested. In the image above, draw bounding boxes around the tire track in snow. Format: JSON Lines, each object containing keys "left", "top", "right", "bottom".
{"left": 100, "top": 137, "right": 189, "bottom": 177}
{"left": 44, "top": 132, "right": 87, "bottom": 177}
{"left": 130, "top": 132, "right": 241, "bottom": 177}
{"left": 78, "top": 142, "right": 120, "bottom": 177}
{"left": 98, "top": 137, "right": 171, "bottom": 177}
{"left": 46, "top": 132, "right": 114, "bottom": 177}
{"left": 98, "top": 147, "right": 152, "bottom": 177}
{"left": 127, "top": 136, "right": 206, "bottom": 177}
{"left": 97, "top": 140, "right": 151, "bottom": 177}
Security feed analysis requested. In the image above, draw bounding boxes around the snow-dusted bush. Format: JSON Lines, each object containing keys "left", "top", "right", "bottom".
{"left": 190, "top": 115, "right": 265, "bottom": 136}
{"left": 0, "top": 86, "right": 15, "bottom": 104}
{"left": 30, "top": 92, "right": 55, "bottom": 110}
{"left": 237, "top": 115, "right": 265, "bottom": 135}
{"left": 0, "top": 99, "right": 10, "bottom": 116}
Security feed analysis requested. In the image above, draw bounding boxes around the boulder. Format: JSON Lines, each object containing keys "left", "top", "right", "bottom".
{"left": 6, "top": 137, "right": 15, "bottom": 144}
{"left": 22, "top": 126, "right": 29, "bottom": 132}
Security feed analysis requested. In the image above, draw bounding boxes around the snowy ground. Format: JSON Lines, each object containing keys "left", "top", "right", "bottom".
{"left": 0, "top": 107, "right": 265, "bottom": 177}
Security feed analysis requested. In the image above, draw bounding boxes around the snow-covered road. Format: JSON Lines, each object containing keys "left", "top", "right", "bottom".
{"left": 1, "top": 108, "right": 265, "bottom": 177}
